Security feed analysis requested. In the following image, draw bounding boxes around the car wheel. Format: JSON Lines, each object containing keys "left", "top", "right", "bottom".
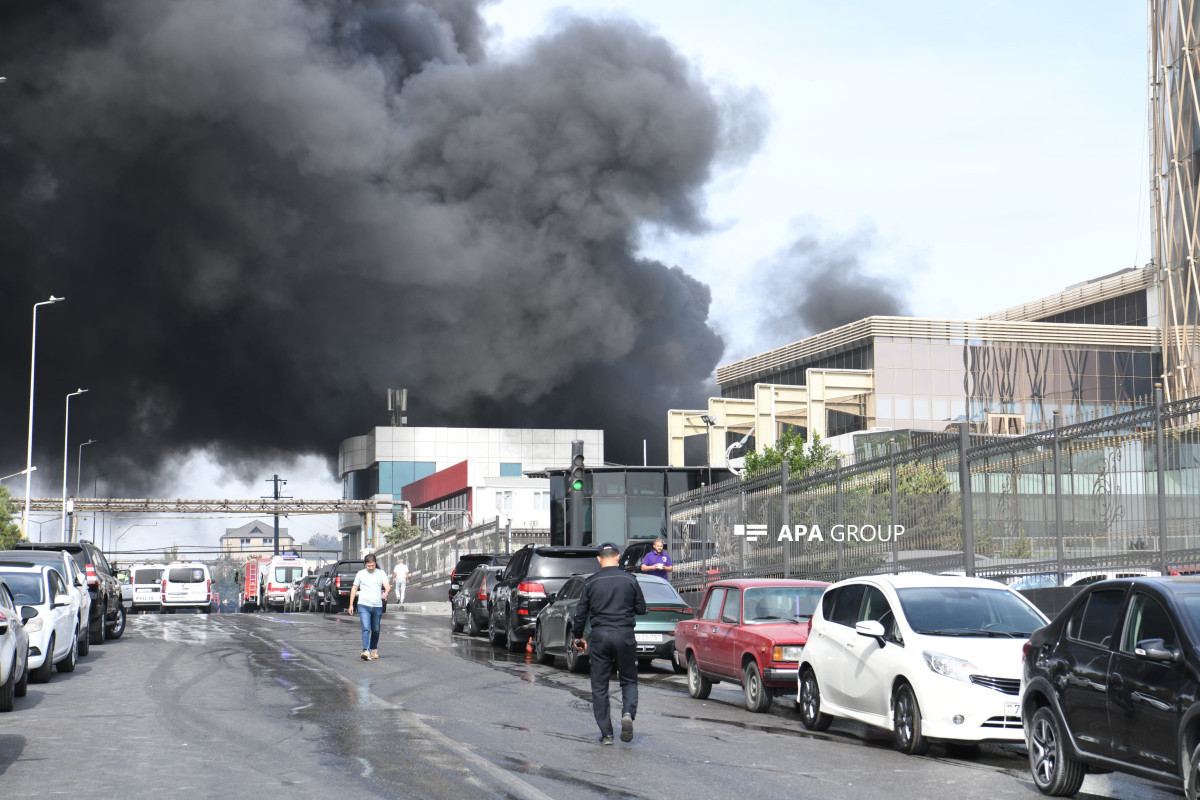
{"left": 893, "top": 683, "right": 931, "bottom": 755}
{"left": 451, "top": 607, "right": 464, "bottom": 634}
{"left": 799, "top": 668, "right": 833, "bottom": 731}
{"left": 31, "top": 636, "right": 55, "bottom": 684}
{"left": 687, "top": 654, "right": 712, "bottom": 700}
{"left": 77, "top": 618, "right": 90, "bottom": 657}
{"left": 14, "top": 659, "right": 27, "bottom": 698}
{"left": 0, "top": 657, "right": 15, "bottom": 712}
{"left": 1028, "top": 706, "right": 1085, "bottom": 796}
{"left": 533, "top": 624, "right": 555, "bottom": 665}
{"left": 88, "top": 612, "right": 105, "bottom": 645}
{"left": 566, "top": 636, "right": 589, "bottom": 674}
{"left": 489, "top": 610, "right": 507, "bottom": 647}
{"left": 106, "top": 605, "right": 127, "bottom": 640}
{"left": 743, "top": 660, "right": 773, "bottom": 713}
{"left": 57, "top": 630, "right": 78, "bottom": 673}
{"left": 466, "top": 608, "right": 483, "bottom": 637}
{"left": 505, "top": 620, "right": 528, "bottom": 654}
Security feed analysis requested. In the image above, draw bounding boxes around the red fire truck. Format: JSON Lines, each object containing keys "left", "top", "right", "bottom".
{"left": 235, "top": 557, "right": 265, "bottom": 613}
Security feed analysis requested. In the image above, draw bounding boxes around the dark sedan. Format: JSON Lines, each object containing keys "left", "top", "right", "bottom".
{"left": 1021, "top": 575, "right": 1200, "bottom": 797}
{"left": 533, "top": 573, "right": 692, "bottom": 673}
{"left": 450, "top": 565, "right": 504, "bottom": 637}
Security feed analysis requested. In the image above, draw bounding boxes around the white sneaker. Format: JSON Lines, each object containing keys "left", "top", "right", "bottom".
{"left": 360, "top": 650, "right": 370, "bottom": 661}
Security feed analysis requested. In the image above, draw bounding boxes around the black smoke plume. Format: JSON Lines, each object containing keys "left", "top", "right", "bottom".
{"left": 0, "top": 0, "right": 760, "bottom": 492}
{"left": 757, "top": 230, "right": 912, "bottom": 345}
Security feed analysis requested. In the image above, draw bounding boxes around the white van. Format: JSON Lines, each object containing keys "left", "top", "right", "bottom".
{"left": 260, "top": 554, "right": 310, "bottom": 611}
{"left": 129, "top": 563, "right": 167, "bottom": 613}
{"left": 161, "top": 562, "right": 213, "bottom": 613}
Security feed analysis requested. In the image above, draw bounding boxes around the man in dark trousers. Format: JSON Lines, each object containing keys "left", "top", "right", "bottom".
{"left": 572, "top": 541, "right": 647, "bottom": 745}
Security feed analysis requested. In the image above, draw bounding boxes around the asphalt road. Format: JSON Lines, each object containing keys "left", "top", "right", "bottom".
{"left": 0, "top": 609, "right": 1179, "bottom": 799}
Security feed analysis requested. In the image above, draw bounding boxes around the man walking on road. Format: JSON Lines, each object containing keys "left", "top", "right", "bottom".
{"left": 348, "top": 553, "right": 390, "bottom": 661}
{"left": 392, "top": 558, "right": 409, "bottom": 605}
{"left": 572, "top": 542, "right": 647, "bottom": 745}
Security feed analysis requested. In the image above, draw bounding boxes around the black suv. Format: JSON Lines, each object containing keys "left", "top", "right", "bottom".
{"left": 325, "top": 559, "right": 388, "bottom": 613}
{"left": 449, "top": 553, "right": 509, "bottom": 600}
{"left": 489, "top": 545, "right": 600, "bottom": 653}
{"left": 1021, "top": 576, "right": 1200, "bottom": 797}
{"left": 16, "top": 540, "right": 124, "bottom": 643}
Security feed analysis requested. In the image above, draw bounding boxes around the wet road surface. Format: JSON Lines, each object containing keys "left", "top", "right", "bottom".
{"left": 0, "top": 610, "right": 1179, "bottom": 799}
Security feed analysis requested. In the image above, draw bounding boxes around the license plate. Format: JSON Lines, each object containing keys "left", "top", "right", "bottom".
{"left": 635, "top": 633, "right": 663, "bottom": 643}
{"left": 1005, "top": 702, "right": 1020, "bottom": 718}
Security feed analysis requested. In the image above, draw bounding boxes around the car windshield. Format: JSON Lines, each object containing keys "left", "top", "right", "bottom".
{"left": 168, "top": 567, "right": 206, "bottom": 583}
{"left": 275, "top": 566, "right": 304, "bottom": 583}
{"left": 134, "top": 568, "right": 163, "bottom": 584}
{"left": 0, "top": 572, "right": 44, "bottom": 605}
{"left": 743, "top": 586, "right": 824, "bottom": 623}
{"left": 896, "top": 586, "right": 1047, "bottom": 636}
{"left": 639, "top": 580, "right": 685, "bottom": 604}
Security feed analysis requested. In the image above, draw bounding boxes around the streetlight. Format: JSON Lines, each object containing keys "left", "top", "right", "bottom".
{"left": 23, "top": 295, "right": 64, "bottom": 540}
{"left": 76, "top": 439, "right": 96, "bottom": 500}
{"left": 1, "top": 466, "right": 36, "bottom": 484}
{"left": 113, "top": 522, "right": 156, "bottom": 552}
{"left": 61, "top": 388, "right": 88, "bottom": 542}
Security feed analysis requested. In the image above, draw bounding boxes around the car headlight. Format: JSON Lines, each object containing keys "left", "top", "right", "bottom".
{"left": 773, "top": 645, "right": 804, "bottom": 662}
{"left": 922, "top": 650, "right": 978, "bottom": 683}
{"left": 24, "top": 618, "right": 43, "bottom": 633}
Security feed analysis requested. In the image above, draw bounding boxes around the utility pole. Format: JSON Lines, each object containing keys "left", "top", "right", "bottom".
{"left": 264, "top": 475, "right": 289, "bottom": 555}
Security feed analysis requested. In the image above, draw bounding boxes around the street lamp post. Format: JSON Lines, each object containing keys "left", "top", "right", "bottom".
{"left": 76, "top": 439, "right": 96, "bottom": 501}
{"left": 1, "top": 466, "right": 36, "bottom": 484}
{"left": 61, "top": 388, "right": 88, "bottom": 541}
{"left": 24, "top": 295, "right": 64, "bottom": 540}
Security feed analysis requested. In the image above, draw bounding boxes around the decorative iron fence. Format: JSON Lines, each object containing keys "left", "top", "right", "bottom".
{"left": 666, "top": 392, "right": 1200, "bottom": 593}
{"left": 372, "top": 517, "right": 549, "bottom": 591}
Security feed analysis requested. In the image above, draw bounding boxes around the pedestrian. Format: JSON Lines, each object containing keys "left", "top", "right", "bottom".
{"left": 348, "top": 553, "right": 390, "bottom": 661}
{"left": 639, "top": 538, "right": 673, "bottom": 579}
{"left": 392, "top": 558, "right": 409, "bottom": 605}
{"left": 572, "top": 541, "right": 647, "bottom": 745}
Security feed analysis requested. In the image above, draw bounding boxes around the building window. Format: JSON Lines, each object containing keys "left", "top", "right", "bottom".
{"left": 499, "top": 463, "right": 523, "bottom": 477}
{"left": 533, "top": 491, "right": 550, "bottom": 512}
{"left": 499, "top": 490, "right": 513, "bottom": 514}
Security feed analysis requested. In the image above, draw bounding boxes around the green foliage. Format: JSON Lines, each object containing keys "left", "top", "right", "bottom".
{"left": 743, "top": 427, "right": 838, "bottom": 479}
{"left": 382, "top": 514, "right": 422, "bottom": 545}
{"left": 304, "top": 533, "right": 340, "bottom": 553}
{"left": 162, "top": 543, "right": 180, "bottom": 563}
{"left": 0, "top": 487, "right": 23, "bottom": 550}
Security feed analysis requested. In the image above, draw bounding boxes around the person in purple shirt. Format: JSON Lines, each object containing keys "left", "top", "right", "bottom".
{"left": 639, "top": 538, "right": 673, "bottom": 579}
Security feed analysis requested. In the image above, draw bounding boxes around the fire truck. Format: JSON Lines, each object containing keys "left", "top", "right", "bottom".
{"left": 235, "top": 557, "right": 265, "bottom": 613}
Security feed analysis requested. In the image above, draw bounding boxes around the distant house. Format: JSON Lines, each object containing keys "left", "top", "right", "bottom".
{"left": 220, "top": 520, "right": 294, "bottom": 560}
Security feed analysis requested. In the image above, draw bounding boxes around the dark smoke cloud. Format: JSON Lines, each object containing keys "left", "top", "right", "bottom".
{"left": 0, "top": 0, "right": 758, "bottom": 491}
{"left": 757, "top": 230, "right": 912, "bottom": 345}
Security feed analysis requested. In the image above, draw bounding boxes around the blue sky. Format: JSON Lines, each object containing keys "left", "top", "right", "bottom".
{"left": 485, "top": 1, "right": 1152, "bottom": 359}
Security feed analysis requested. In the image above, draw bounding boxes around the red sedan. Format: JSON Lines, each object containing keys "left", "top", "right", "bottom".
{"left": 674, "top": 578, "right": 829, "bottom": 712}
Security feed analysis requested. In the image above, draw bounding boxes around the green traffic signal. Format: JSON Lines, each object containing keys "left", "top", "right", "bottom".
{"left": 571, "top": 478, "right": 584, "bottom": 491}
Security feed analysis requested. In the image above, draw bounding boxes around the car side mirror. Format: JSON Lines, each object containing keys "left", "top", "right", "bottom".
{"left": 1135, "top": 638, "right": 1181, "bottom": 663}
{"left": 855, "top": 619, "right": 886, "bottom": 646}
{"left": 54, "top": 593, "right": 72, "bottom": 608}
{"left": 21, "top": 606, "right": 38, "bottom": 622}
{"left": 75, "top": 576, "right": 85, "bottom": 587}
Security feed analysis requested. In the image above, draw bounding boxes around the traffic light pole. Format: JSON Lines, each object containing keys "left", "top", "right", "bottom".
{"left": 569, "top": 440, "right": 584, "bottom": 547}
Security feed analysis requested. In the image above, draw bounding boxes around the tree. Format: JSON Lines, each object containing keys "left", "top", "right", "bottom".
{"left": 743, "top": 426, "right": 838, "bottom": 479}
{"left": 382, "top": 514, "right": 421, "bottom": 545}
{"left": 162, "top": 543, "right": 180, "bottom": 562}
{"left": 304, "top": 533, "right": 340, "bottom": 553}
{"left": 0, "top": 486, "right": 23, "bottom": 550}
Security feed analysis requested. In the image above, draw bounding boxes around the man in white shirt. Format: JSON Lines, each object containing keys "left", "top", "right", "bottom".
{"left": 349, "top": 553, "right": 390, "bottom": 660}
{"left": 392, "top": 559, "right": 409, "bottom": 605}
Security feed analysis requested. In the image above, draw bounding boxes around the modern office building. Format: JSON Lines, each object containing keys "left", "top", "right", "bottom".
{"left": 220, "top": 520, "right": 295, "bottom": 560}
{"left": 337, "top": 426, "right": 604, "bottom": 553}
{"left": 669, "top": 267, "right": 1165, "bottom": 466}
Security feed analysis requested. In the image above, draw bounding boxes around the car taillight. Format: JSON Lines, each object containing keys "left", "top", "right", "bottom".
{"left": 206, "top": 580, "right": 212, "bottom": 599}
{"left": 517, "top": 581, "right": 546, "bottom": 598}
{"left": 1022, "top": 641, "right": 1031, "bottom": 661}
{"left": 85, "top": 564, "right": 98, "bottom": 586}
{"left": 162, "top": 578, "right": 167, "bottom": 594}
{"left": 477, "top": 584, "right": 488, "bottom": 601}
{"left": 335, "top": 576, "right": 342, "bottom": 589}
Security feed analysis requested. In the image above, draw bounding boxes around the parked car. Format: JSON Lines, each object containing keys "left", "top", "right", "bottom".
{"left": 450, "top": 565, "right": 504, "bottom": 637}
{"left": 294, "top": 574, "right": 319, "bottom": 612}
{"left": 1008, "top": 569, "right": 1162, "bottom": 591}
{"left": 534, "top": 573, "right": 693, "bottom": 673}
{"left": 675, "top": 578, "right": 828, "bottom": 712}
{"left": 618, "top": 541, "right": 656, "bottom": 574}
{"left": 1021, "top": 576, "right": 1200, "bottom": 797}
{"left": 313, "top": 570, "right": 331, "bottom": 613}
{"left": 284, "top": 578, "right": 302, "bottom": 612}
{"left": 450, "top": 553, "right": 510, "bottom": 600}
{"left": 116, "top": 567, "right": 133, "bottom": 611}
{"left": 129, "top": 563, "right": 166, "bottom": 613}
{"left": 16, "top": 540, "right": 124, "bottom": 642}
{"left": 326, "top": 559, "right": 365, "bottom": 613}
{"left": 0, "top": 579, "right": 29, "bottom": 711}
{"left": 490, "top": 546, "right": 602, "bottom": 653}
{"left": 0, "top": 564, "right": 79, "bottom": 682}
{"left": 798, "top": 573, "right": 1048, "bottom": 753}
{"left": 160, "top": 562, "right": 213, "bottom": 613}
{"left": 0, "top": 549, "right": 91, "bottom": 658}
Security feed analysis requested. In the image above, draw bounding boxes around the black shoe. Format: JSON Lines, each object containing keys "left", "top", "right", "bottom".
{"left": 599, "top": 735, "right": 614, "bottom": 746}
{"left": 620, "top": 714, "right": 634, "bottom": 742}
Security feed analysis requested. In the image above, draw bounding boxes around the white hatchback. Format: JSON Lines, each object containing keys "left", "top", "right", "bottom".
{"left": 797, "top": 573, "right": 1049, "bottom": 754}
{"left": 0, "top": 565, "right": 79, "bottom": 683}
{"left": 161, "top": 562, "right": 212, "bottom": 613}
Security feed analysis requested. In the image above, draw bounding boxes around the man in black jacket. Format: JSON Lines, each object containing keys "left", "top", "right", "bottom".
{"left": 572, "top": 541, "right": 647, "bottom": 745}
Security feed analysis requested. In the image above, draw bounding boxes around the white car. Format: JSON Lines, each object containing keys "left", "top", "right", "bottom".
{"left": 797, "top": 573, "right": 1049, "bottom": 754}
{"left": 0, "top": 548, "right": 91, "bottom": 659}
{"left": 161, "top": 562, "right": 213, "bottom": 613}
{"left": 0, "top": 580, "right": 30, "bottom": 710}
{"left": 0, "top": 565, "right": 79, "bottom": 683}
{"left": 129, "top": 563, "right": 167, "bottom": 613}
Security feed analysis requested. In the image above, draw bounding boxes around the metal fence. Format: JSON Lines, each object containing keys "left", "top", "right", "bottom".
{"left": 373, "top": 517, "right": 549, "bottom": 591}
{"left": 666, "top": 392, "right": 1200, "bottom": 593}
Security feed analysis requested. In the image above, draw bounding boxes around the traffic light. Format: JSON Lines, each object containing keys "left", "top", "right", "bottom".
{"left": 569, "top": 452, "right": 585, "bottom": 492}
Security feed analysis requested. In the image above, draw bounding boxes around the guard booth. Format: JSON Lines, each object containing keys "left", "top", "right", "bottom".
{"left": 541, "top": 466, "right": 732, "bottom": 549}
